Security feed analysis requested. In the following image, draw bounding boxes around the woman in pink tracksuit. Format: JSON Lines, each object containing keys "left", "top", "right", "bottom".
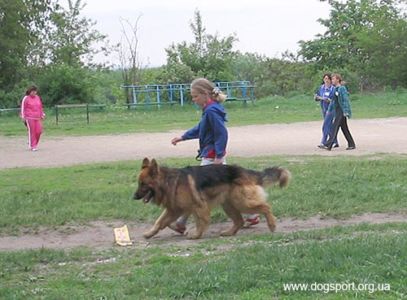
{"left": 20, "top": 85, "right": 45, "bottom": 151}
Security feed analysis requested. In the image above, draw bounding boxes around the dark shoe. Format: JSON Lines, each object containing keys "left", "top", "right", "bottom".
{"left": 346, "top": 146, "right": 356, "bottom": 150}
{"left": 333, "top": 144, "right": 339, "bottom": 148}
{"left": 321, "top": 144, "right": 331, "bottom": 151}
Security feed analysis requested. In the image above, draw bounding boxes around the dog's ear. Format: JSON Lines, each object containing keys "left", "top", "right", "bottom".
{"left": 141, "top": 157, "right": 150, "bottom": 169}
{"left": 149, "top": 159, "right": 159, "bottom": 176}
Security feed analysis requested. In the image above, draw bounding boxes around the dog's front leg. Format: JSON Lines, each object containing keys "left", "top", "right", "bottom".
{"left": 143, "top": 209, "right": 180, "bottom": 239}
{"left": 187, "top": 206, "right": 210, "bottom": 239}
{"left": 143, "top": 209, "right": 170, "bottom": 239}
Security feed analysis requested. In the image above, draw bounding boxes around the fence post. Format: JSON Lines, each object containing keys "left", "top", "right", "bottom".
{"left": 180, "top": 86, "right": 184, "bottom": 106}
{"left": 156, "top": 85, "right": 161, "bottom": 108}
{"left": 133, "top": 87, "right": 137, "bottom": 105}
{"left": 227, "top": 82, "right": 232, "bottom": 98}
{"left": 86, "top": 104, "right": 89, "bottom": 124}
{"left": 242, "top": 84, "right": 248, "bottom": 106}
{"left": 55, "top": 105, "right": 59, "bottom": 125}
{"left": 169, "top": 84, "right": 173, "bottom": 104}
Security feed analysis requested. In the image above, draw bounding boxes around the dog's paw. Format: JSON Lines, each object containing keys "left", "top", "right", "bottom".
{"left": 143, "top": 231, "right": 155, "bottom": 239}
{"left": 186, "top": 231, "right": 201, "bottom": 239}
{"left": 220, "top": 230, "right": 235, "bottom": 237}
{"left": 269, "top": 225, "right": 276, "bottom": 232}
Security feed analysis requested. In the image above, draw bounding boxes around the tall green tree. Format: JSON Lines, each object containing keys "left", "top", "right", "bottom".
{"left": 48, "top": 0, "right": 107, "bottom": 67}
{"left": 0, "top": 0, "right": 110, "bottom": 107}
{"left": 36, "top": 0, "right": 111, "bottom": 105}
{"left": 163, "top": 10, "right": 237, "bottom": 83}
{"left": 0, "top": 0, "right": 53, "bottom": 91}
{"left": 299, "top": 0, "right": 407, "bottom": 90}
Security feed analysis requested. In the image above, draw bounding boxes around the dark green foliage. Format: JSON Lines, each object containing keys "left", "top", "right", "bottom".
{"left": 48, "top": 0, "right": 107, "bottom": 67}
{"left": 1, "top": 1, "right": 406, "bottom": 108}
{"left": 232, "top": 52, "right": 319, "bottom": 97}
{"left": 299, "top": 0, "right": 407, "bottom": 90}
{"left": 0, "top": 0, "right": 53, "bottom": 91}
{"left": 0, "top": 0, "right": 109, "bottom": 107}
{"left": 36, "top": 64, "right": 96, "bottom": 106}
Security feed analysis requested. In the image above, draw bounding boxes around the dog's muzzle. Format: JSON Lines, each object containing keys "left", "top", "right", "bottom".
{"left": 134, "top": 189, "right": 154, "bottom": 203}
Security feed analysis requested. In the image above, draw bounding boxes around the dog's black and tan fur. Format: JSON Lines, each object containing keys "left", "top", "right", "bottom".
{"left": 134, "top": 158, "right": 291, "bottom": 239}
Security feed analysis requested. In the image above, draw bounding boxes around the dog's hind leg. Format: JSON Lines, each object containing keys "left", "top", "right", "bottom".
{"left": 256, "top": 203, "right": 276, "bottom": 232}
{"left": 143, "top": 209, "right": 181, "bottom": 239}
{"left": 220, "top": 202, "right": 244, "bottom": 236}
{"left": 241, "top": 186, "right": 277, "bottom": 232}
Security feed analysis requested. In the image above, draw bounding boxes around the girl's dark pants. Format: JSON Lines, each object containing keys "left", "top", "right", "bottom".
{"left": 326, "top": 106, "right": 355, "bottom": 150}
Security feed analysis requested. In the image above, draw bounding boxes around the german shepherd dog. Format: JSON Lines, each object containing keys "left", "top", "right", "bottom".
{"left": 134, "top": 158, "right": 291, "bottom": 239}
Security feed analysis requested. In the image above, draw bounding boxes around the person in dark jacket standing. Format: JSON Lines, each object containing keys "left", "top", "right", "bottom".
{"left": 324, "top": 74, "right": 356, "bottom": 151}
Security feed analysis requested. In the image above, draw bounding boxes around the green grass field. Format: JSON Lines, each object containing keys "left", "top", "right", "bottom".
{"left": 1, "top": 90, "right": 406, "bottom": 137}
{"left": 0, "top": 155, "right": 406, "bottom": 235}
{"left": 1, "top": 157, "right": 406, "bottom": 299}
{"left": 0, "top": 223, "right": 406, "bottom": 299}
{"left": 1, "top": 91, "right": 406, "bottom": 299}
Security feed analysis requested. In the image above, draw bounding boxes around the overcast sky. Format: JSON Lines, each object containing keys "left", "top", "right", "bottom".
{"left": 76, "top": 0, "right": 332, "bottom": 66}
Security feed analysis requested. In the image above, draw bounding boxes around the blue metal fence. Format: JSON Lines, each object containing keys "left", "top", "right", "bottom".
{"left": 121, "top": 80, "right": 255, "bottom": 107}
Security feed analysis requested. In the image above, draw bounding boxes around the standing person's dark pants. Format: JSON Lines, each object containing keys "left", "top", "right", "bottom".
{"left": 325, "top": 106, "right": 355, "bottom": 150}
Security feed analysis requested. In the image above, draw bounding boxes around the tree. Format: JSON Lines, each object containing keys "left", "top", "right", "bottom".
{"left": 352, "top": 2, "right": 407, "bottom": 88}
{"left": 34, "top": 0, "right": 112, "bottom": 105}
{"left": 36, "top": 64, "right": 95, "bottom": 106}
{"left": 163, "top": 10, "right": 237, "bottom": 83}
{"left": 0, "top": 0, "right": 53, "bottom": 91}
{"left": 48, "top": 0, "right": 108, "bottom": 67}
{"left": 299, "top": 0, "right": 407, "bottom": 90}
{"left": 118, "top": 16, "right": 144, "bottom": 86}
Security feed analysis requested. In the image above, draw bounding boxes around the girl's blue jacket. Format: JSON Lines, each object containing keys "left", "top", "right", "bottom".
{"left": 182, "top": 101, "right": 228, "bottom": 159}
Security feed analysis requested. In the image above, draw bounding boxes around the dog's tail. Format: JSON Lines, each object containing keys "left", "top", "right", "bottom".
{"left": 261, "top": 167, "right": 291, "bottom": 188}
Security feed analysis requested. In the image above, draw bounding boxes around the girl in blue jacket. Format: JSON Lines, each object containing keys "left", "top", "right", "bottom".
{"left": 172, "top": 78, "right": 228, "bottom": 164}
{"left": 170, "top": 78, "right": 259, "bottom": 233}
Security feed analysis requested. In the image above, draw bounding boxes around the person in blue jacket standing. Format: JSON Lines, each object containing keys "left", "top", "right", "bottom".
{"left": 324, "top": 73, "right": 356, "bottom": 151}
{"left": 314, "top": 73, "right": 338, "bottom": 148}
{"left": 170, "top": 78, "right": 259, "bottom": 234}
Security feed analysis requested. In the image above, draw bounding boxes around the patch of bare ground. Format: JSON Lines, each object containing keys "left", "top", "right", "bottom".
{"left": 0, "top": 213, "right": 405, "bottom": 251}
{"left": 1, "top": 117, "right": 407, "bottom": 169}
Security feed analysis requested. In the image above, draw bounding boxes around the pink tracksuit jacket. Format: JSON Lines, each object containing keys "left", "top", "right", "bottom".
{"left": 21, "top": 95, "right": 45, "bottom": 150}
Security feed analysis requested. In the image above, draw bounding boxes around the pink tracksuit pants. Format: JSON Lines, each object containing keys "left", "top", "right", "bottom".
{"left": 26, "top": 118, "right": 43, "bottom": 150}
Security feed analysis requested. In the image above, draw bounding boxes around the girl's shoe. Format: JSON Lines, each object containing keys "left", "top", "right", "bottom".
{"left": 244, "top": 215, "right": 260, "bottom": 227}
{"left": 168, "top": 223, "right": 186, "bottom": 234}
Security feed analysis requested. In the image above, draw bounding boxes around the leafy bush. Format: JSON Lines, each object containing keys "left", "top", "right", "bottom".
{"left": 36, "top": 64, "right": 95, "bottom": 106}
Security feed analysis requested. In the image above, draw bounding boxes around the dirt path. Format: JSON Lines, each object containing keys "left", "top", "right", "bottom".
{"left": 0, "top": 213, "right": 405, "bottom": 251}
{"left": 1, "top": 117, "right": 406, "bottom": 169}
